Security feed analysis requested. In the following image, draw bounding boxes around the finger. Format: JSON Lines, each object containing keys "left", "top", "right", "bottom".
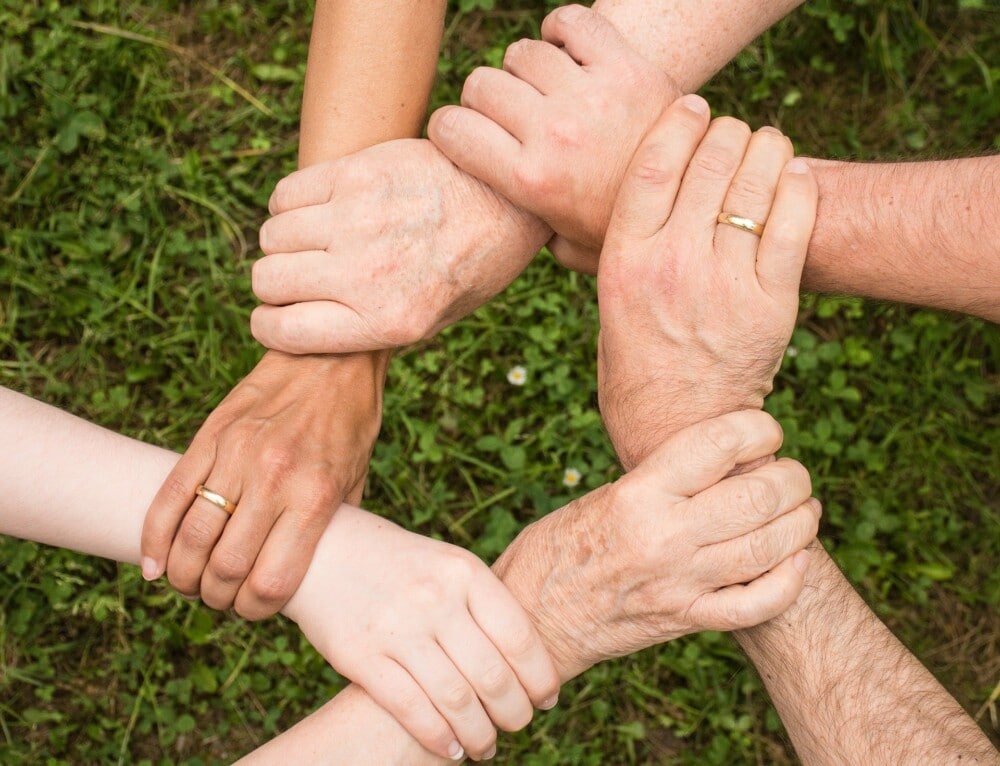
{"left": 604, "top": 94, "right": 711, "bottom": 244}
{"left": 696, "top": 548, "right": 812, "bottom": 631}
{"left": 547, "top": 235, "right": 599, "bottom": 275}
{"left": 668, "top": 116, "right": 752, "bottom": 246}
{"left": 140, "top": 445, "right": 214, "bottom": 580}
{"left": 701, "top": 498, "right": 821, "bottom": 585}
{"left": 252, "top": 251, "right": 340, "bottom": 306}
{"left": 541, "top": 4, "right": 630, "bottom": 66}
{"left": 687, "top": 458, "right": 813, "bottom": 545}
{"left": 427, "top": 105, "right": 522, "bottom": 199}
{"left": 438, "top": 621, "right": 534, "bottom": 733}
{"left": 258, "top": 204, "right": 334, "bottom": 255}
{"left": 756, "top": 157, "right": 818, "bottom": 299}
{"left": 233, "top": 500, "right": 331, "bottom": 620}
{"left": 267, "top": 161, "right": 340, "bottom": 216}
{"left": 714, "top": 126, "right": 793, "bottom": 275}
{"left": 250, "top": 302, "right": 371, "bottom": 355}
{"left": 630, "top": 410, "right": 784, "bottom": 498}
{"left": 395, "top": 643, "right": 497, "bottom": 761}
{"left": 199, "top": 490, "right": 277, "bottom": 611}
{"left": 165, "top": 468, "right": 240, "bottom": 598}
{"left": 469, "top": 577, "right": 561, "bottom": 711}
{"left": 357, "top": 656, "right": 465, "bottom": 761}
{"left": 502, "top": 38, "right": 580, "bottom": 95}
{"left": 460, "top": 66, "right": 543, "bottom": 139}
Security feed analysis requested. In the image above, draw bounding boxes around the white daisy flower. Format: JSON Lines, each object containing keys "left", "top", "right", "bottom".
{"left": 507, "top": 365, "right": 527, "bottom": 386}
{"left": 562, "top": 467, "right": 582, "bottom": 488}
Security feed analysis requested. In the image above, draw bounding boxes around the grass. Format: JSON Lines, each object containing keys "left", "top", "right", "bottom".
{"left": 1, "top": 0, "right": 999, "bottom": 763}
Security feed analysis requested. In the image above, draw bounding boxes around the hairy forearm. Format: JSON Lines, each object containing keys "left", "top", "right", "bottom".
{"left": 804, "top": 156, "right": 1000, "bottom": 321}
{"left": 299, "top": 0, "right": 444, "bottom": 167}
{"left": 592, "top": 0, "right": 802, "bottom": 90}
{"left": 735, "top": 542, "right": 997, "bottom": 764}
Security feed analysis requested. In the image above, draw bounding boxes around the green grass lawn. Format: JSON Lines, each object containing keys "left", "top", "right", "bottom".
{"left": 2, "top": 1, "right": 999, "bottom": 763}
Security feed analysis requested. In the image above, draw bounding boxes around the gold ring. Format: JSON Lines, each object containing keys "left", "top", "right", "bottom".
{"left": 195, "top": 484, "right": 237, "bottom": 515}
{"left": 717, "top": 212, "right": 765, "bottom": 237}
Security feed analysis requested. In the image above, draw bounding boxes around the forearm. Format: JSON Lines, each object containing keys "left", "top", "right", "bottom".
{"left": 299, "top": 0, "right": 445, "bottom": 167}
{"left": 735, "top": 542, "right": 997, "bottom": 764}
{"left": 0, "top": 387, "right": 446, "bottom": 762}
{"left": 592, "top": 0, "right": 802, "bottom": 90}
{"left": 804, "top": 156, "right": 1000, "bottom": 321}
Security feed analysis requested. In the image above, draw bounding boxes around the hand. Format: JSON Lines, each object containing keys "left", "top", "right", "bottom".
{"left": 596, "top": 96, "right": 818, "bottom": 469}
{"left": 140, "top": 351, "right": 386, "bottom": 619}
{"left": 282, "top": 505, "right": 560, "bottom": 762}
{"left": 250, "top": 138, "right": 550, "bottom": 354}
{"left": 493, "top": 410, "right": 818, "bottom": 680}
{"left": 428, "top": 4, "right": 677, "bottom": 275}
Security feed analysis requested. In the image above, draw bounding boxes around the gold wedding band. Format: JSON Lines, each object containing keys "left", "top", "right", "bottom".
{"left": 717, "top": 212, "right": 765, "bottom": 237}
{"left": 195, "top": 484, "right": 237, "bottom": 515}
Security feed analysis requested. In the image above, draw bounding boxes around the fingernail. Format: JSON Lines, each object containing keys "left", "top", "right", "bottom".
{"left": 758, "top": 125, "right": 783, "bottom": 135}
{"left": 809, "top": 497, "right": 823, "bottom": 516}
{"left": 482, "top": 744, "right": 497, "bottom": 760}
{"left": 539, "top": 694, "right": 559, "bottom": 710}
{"left": 793, "top": 549, "right": 811, "bottom": 574}
{"left": 785, "top": 158, "right": 810, "bottom": 174}
{"left": 448, "top": 741, "right": 464, "bottom": 761}
{"left": 141, "top": 557, "right": 161, "bottom": 581}
{"left": 680, "top": 94, "right": 710, "bottom": 115}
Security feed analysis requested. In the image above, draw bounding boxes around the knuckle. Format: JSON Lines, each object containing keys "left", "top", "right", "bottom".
{"left": 501, "top": 622, "right": 539, "bottom": 660}
{"left": 208, "top": 548, "right": 254, "bottom": 585}
{"left": 741, "top": 475, "right": 779, "bottom": 519}
{"left": 246, "top": 569, "right": 294, "bottom": 610}
{"left": 747, "top": 528, "right": 778, "bottom": 572}
{"left": 512, "top": 161, "right": 550, "bottom": 198}
{"left": 502, "top": 39, "right": 529, "bottom": 69}
{"left": 543, "top": 118, "right": 586, "bottom": 154}
{"left": 267, "top": 179, "right": 291, "bottom": 217}
{"left": 177, "top": 514, "right": 221, "bottom": 551}
{"left": 257, "top": 444, "right": 296, "bottom": 485}
{"left": 691, "top": 143, "right": 741, "bottom": 179}
{"left": 441, "top": 680, "right": 475, "bottom": 711}
{"left": 479, "top": 663, "right": 515, "bottom": 697}
{"left": 630, "top": 143, "right": 683, "bottom": 189}
{"left": 699, "top": 416, "right": 743, "bottom": 457}
{"left": 729, "top": 172, "right": 774, "bottom": 208}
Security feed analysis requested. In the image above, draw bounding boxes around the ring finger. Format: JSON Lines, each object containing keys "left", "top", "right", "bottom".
{"left": 165, "top": 466, "right": 240, "bottom": 598}
{"left": 714, "top": 126, "right": 793, "bottom": 275}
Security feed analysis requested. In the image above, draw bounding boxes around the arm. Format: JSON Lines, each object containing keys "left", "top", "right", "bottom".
{"left": 803, "top": 156, "right": 1000, "bottom": 322}
{"left": 249, "top": 0, "right": 804, "bottom": 354}
{"left": 429, "top": 5, "right": 1000, "bottom": 322}
{"left": 1, "top": 387, "right": 815, "bottom": 763}
{"left": 140, "top": 0, "right": 446, "bottom": 619}
{"left": 735, "top": 543, "right": 998, "bottom": 765}
{"left": 594, "top": 98, "right": 997, "bottom": 762}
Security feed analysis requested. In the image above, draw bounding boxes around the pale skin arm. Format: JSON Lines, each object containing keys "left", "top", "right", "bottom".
{"left": 140, "top": 0, "right": 446, "bottom": 620}
{"left": 1, "top": 385, "right": 817, "bottom": 763}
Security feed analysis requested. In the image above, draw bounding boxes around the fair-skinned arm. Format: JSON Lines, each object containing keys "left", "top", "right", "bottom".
{"left": 249, "top": 0, "right": 801, "bottom": 354}
{"left": 592, "top": 97, "right": 997, "bottom": 763}
{"left": 429, "top": 5, "right": 1000, "bottom": 320}
{"left": 1, "top": 388, "right": 814, "bottom": 763}
{"left": 140, "top": 0, "right": 446, "bottom": 622}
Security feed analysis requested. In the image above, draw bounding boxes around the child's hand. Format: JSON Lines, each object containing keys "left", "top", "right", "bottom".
{"left": 281, "top": 507, "right": 559, "bottom": 762}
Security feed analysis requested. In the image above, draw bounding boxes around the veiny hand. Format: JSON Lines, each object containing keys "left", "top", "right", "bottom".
{"left": 141, "top": 351, "right": 386, "bottom": 619}
{"left": 250, "top": 138, "right": 550, "bottom": 354}
{"left": 493, "top": 410, "right": 818, "bottom": 681}
{"left": 429, "top": 4, "right": 677, "bottom": 275}
{"left": 282, "top": 505, "right": 560, "bottom": 762}
{"left": 596, "top": 95, "right": 818, "bottom": 469}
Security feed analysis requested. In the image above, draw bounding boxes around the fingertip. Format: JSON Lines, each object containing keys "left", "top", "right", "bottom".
{"left": 141, "top": 556, "right": 163, "bottom": 581}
